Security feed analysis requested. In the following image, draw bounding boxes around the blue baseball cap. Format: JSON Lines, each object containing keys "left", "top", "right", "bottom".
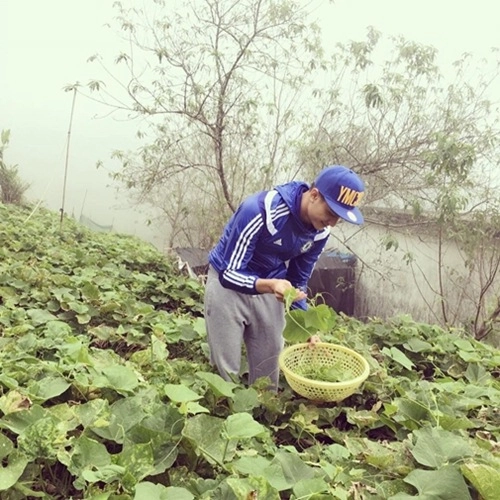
{"left": 314, "top": 165, "right": 365, "bottom": 224}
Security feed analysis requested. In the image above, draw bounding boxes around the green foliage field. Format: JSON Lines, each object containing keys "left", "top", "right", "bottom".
{"left": 0, "top": 204, "right": 499, "bottom": 499}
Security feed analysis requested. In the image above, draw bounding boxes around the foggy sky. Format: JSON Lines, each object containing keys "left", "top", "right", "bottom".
{"left": 1, "top": 0, "right": 498, "bottom": 249}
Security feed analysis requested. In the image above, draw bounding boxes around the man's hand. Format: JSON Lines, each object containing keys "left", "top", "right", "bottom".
{"left": 307, "top": 334, "right": 321, "bottom": 348}
{"left": 255, "top": 278, "right": 307, "bottom": 303}
{"left": 272, "top": 280, "right": 307, "bottom": 303}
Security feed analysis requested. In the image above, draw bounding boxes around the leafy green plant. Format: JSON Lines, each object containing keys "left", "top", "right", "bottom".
{"left": 295, "top": 362, "right": 353, "bottom": 383}
{"left": 282, "top": 288, "right": 337, "bottom": 343}
{"left": 0, "top": 204, "right": 499, "bottom": 499}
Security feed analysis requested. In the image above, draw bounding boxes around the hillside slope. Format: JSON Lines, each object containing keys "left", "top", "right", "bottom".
{"left": 0, "top": 204, "right": 498, "bottom": 499}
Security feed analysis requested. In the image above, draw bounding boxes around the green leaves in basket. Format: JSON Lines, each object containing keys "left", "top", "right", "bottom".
{"left": 295, "top": 361, "right": 353, "bottom": 383}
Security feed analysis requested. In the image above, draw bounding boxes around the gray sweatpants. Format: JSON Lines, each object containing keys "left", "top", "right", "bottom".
{"left": 204, "top": 266, "right": 285, "bottom": 390}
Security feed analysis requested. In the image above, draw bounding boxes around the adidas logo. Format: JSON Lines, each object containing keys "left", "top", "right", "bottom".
{"left": 273, "top": 239, "right": 283, "bottom": 246}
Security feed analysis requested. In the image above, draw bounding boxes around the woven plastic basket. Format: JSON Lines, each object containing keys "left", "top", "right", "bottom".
{"left": 279, "top": 342, "right": 370, "bottom": 402}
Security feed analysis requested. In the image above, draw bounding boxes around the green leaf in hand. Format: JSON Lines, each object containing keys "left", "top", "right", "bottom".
{"left": 283, "top": 288, "right": 300, "bottom": 311}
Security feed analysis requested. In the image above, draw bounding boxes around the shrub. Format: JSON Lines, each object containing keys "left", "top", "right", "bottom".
{"left": 0, "top": 129, "right": 30, "bottom": 205}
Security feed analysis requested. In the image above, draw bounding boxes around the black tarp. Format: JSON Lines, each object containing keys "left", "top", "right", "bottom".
{"left": 308, "top": 250, "right": 357, "bottom": 315}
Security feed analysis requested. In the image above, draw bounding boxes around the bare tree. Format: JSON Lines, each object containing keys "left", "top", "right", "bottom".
{"left": 80, "top": 0, "right": 324, "bottom": 247}
{"left": 78, "top": 4, "right": 500, "bottom": 338}
{"left": 298, "top": 30, "right": 500, "bottom": 339}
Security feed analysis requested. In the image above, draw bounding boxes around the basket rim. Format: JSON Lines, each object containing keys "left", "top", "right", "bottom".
{"left": 279, "top": 342, "right": 370, "bottom": 389}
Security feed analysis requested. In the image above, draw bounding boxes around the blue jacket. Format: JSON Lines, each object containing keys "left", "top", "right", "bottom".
{"left": 208, "top": 181, "right": 330, "bottom": 309}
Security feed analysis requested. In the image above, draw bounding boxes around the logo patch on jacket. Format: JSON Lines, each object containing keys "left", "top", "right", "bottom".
{"left": 300, "top": 240, "right": 313, "bottom": 253}
{"left": 273, "top": 239, "right": 283, "bottom": 246}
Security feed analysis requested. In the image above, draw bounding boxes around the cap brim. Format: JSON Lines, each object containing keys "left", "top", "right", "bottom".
{"left": 325, "top": 199, "right": 364, "bottom": 225}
